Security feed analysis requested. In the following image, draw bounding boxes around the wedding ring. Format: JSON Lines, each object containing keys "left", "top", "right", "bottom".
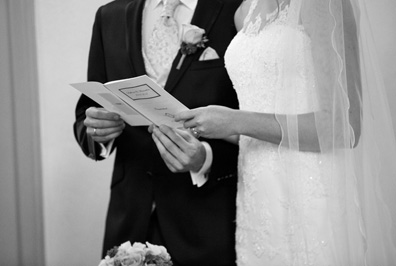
{"left": 93, "top": 127, "right": 97, "bottom": 136}
{"left": 190, "top": 127, "right": 201, "bottom": 138}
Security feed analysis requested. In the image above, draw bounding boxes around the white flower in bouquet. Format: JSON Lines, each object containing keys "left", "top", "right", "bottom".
{"left": 98, "top": 241, "right": 173, "bottom": 266}
{"left": 144, "top": 242, "right": 172, "bottom": 265}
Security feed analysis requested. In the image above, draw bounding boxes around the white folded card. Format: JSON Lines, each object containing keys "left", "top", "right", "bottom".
{"left": 71, "top": 75, "right": 188, "bottom": 128}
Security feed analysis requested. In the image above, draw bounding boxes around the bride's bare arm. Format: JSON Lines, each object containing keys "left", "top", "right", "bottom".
{"left": 175, "top": 104, "right": 359, "bottom": 153}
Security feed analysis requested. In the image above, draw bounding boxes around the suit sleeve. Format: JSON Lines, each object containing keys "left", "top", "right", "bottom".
{"left": 200, "top": 137, "right": 239, "bottom": 188}
{"left": 73, "top": 6, "right": 110, "bottom": 161}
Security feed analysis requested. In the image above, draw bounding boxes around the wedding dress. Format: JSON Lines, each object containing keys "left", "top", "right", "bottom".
{"left": 224, "top": 0, "right": 396, "bottom": 265}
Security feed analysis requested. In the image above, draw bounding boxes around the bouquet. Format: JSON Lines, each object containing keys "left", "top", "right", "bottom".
{"left": 98, "top": 241, "right": 173, "bottom": 266}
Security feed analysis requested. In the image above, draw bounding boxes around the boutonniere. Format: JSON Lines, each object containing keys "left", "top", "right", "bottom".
{"left": 176, "top": 24, "right": 209, "bottom": 70}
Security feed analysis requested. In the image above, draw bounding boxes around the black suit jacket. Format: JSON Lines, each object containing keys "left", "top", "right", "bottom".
{"left": 74, "top": 0, "right": 241, "bottom": 265}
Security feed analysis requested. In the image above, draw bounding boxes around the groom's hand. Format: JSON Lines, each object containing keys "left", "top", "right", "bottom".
{"left": 84, "top": 107, "right": 125, "bottom": 144}
{"left": 151, "top": 125, "right": 206, "bottom": 173}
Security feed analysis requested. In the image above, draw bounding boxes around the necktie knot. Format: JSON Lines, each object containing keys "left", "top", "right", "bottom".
{"left": 161, "top": 0, "right": 181, "bottom": 19}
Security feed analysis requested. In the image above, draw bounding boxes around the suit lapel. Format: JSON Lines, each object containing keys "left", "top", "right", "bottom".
{"left": 164, "top": 0, "right": 223, "bottom": 92}
{"left": 125, "top": 0, "right": 147, "bottom": 76}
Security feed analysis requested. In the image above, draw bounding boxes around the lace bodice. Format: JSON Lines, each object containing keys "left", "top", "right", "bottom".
{"left": 225, "top": 0, "right": 317, "bottom": 115}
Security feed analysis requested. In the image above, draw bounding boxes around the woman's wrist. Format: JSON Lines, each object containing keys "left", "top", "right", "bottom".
{"left": 230, "top": 109, "right": 247, "bottom": 136}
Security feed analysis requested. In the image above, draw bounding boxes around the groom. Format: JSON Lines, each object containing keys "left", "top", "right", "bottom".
{"left": 74, "top": 0, "right": 241, "bottom": 265}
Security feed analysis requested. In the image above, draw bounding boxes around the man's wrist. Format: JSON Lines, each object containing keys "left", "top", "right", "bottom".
{"left": 190, "top": 141, "right": 213, "bottom": 187}
{"left": 99, "top": 139, "right": 115, "bottom": 158}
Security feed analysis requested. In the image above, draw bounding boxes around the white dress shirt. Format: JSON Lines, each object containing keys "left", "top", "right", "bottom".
{"left": 142, "top": 0, "right": 197, "bottom": 88}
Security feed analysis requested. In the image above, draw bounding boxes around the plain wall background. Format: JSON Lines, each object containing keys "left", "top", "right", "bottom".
{"left": 34, "top": 1, "right": 113, "bottom": 265}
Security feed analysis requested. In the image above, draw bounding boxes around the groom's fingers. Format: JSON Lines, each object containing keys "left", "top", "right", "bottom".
{"left": 174, "top": 127, "right": 196, "bottom": 142}
{"left": 151, "top": 132, "right": 181, "bottom": 172}
{"left": 158, "top": 125, "right": 205, "bottom": 172}
{"left": 152, "top": 126, "right": 189, "bottom": 171}
{"left": 153, "top": 125, "right": 204, "bottom": 172}
{"left": 86, "top": 107, "right": 121, "bottom": 121}
{"left": 158, "top": 125, "right": 197, "bottom": 153}
{"left": 155, "top": 125, "right": 184, "bottom": 150}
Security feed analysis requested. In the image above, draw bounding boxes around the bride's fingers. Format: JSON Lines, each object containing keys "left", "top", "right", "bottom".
{"left": 182, "top": 118, "right": 198, "bottom": 129}
{"left": 174, "top": 110, "right": 196, "bottom": 122}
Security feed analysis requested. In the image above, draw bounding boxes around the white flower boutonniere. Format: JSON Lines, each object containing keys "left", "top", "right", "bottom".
{"left": 176, "top": 24, "right": 209, "bottom": 70}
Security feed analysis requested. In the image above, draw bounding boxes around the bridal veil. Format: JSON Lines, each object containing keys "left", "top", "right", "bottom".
{"left": 258, "top": 0, "right": 396, "bottom": 264}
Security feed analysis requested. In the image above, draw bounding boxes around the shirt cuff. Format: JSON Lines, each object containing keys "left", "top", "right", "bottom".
{"left": 190, "top": 141, "right": 213, "bottom": 187}
{"left": 99, "top": 139, "right": 114, "bottom": 158}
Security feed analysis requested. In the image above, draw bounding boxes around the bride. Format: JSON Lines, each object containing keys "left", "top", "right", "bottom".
{"left": 176, "top": 0, "right": 396, "bottom": 265}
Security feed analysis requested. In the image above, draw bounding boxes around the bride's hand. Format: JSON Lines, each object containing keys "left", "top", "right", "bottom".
{"left": 175, "top": 105, "right": 237, "bottom": 139}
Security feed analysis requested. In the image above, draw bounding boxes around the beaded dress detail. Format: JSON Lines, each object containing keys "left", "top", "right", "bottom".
{"left": 224, "top": 1, "right": 342, "bottom": 265}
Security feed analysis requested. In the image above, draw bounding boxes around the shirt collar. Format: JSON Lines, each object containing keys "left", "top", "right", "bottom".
{"left": 152, "top": 0, "right": 197, "bottom": 10}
